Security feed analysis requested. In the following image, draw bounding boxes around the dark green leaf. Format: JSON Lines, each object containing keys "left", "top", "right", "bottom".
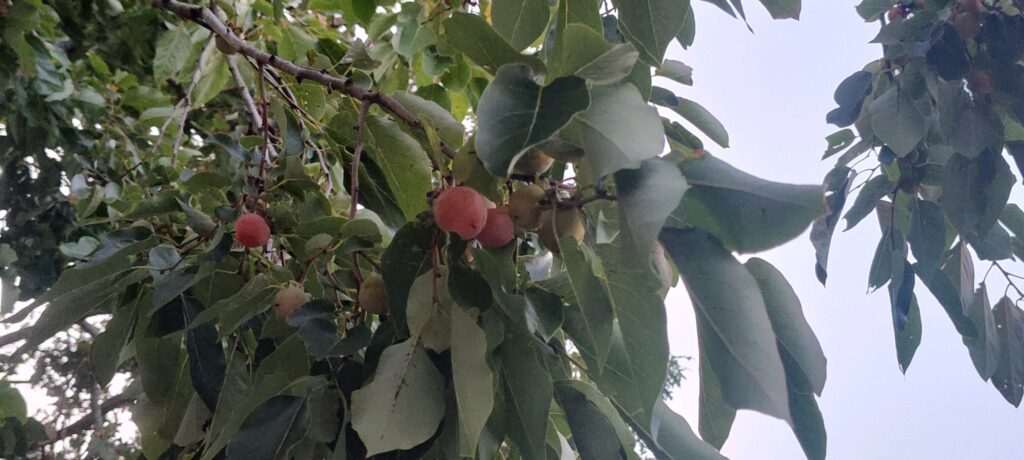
{"left": 381, "top": 219, "right": 435, "bottom": 333}
{"left": 992, "top": 296, "right": 1024, "bottom": 406}
{"left": 963, "top": 286, "right": 999, "bottom": 381}
{"left": 559, "top": 83, "right": 664, "bottom": 179}
{"left": 669, "top": 155, "right": 824, "bottom": 253}
{"left": 497, "top": 330, "right": 552, "bottom": 459}
{"left": 493, "top": 0, "right": 550, "bottom": 50}
{"left": 225, "top": 396, "right": 306, "bottom": 460}
{"left": 868, "top": 86, "right": 928, "bottom": 156}
{"left": 651, "top": 400, "right": 727, "bottom": 460}
{"left": 615, "top": 157, "right": 689, "bottom": 252}
{"left": 844, "top": 175, "right": 893, "bottom": 230}
{"left": 617, "top": 0, "right": 690, "bottom": 65}
{"left": 351, "top": 338, "right": 446, "bottom": 455}
{"left": 811, "top": 166, "right": 853, "bottom": 285}
{"left": 941, "top": 151, "right": 1015, "bottom": 244}
{"left": 475, "top": 64, "right": 589, "bottom": 177}
{"left": 651, "top": 87, "right": 729, "bottom": 148}
{"left": 662, "top": 228, "right": 791, "bottom": 422}
{"left": 443, "top": 13, "right": 544, "bottom": 72}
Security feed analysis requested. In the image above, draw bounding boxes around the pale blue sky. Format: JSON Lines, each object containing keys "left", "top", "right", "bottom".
{"left": 660, "top": 2, "right": 1024, "bottom": 459}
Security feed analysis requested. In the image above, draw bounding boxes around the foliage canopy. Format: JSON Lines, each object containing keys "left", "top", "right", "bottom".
{"left": 0, "top": 0, "right": 1022, "bottom": 458}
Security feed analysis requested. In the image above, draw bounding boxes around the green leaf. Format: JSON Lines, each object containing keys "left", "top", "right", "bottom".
{"left": 615, "top": 157, "right": 689, "bottom": 252}
{"left": 364, "top": 115, "right": 434, "bottom": 221}
{"left": 811, "top": 165, "right": 853, "bottom": 285}
{"left": 492, "top": 0, "right": 550, "bottom": 50}
{"left": 451, "top": 306, "right": 494, "bottom": 457}
{"left": 616, "top": 0, "right": 690, "bottom": 65}
{"left": 907, "top": 199, "right": 947, "bottom": 277}
{"left": 856, "top": 0, "right": 891, "bottom": 20}
{"left": 443, "top": 13, "right": 544, "bottom": 72}
{"left": 941, "top": 151, "right": 1015, "bottom": 243}
{"left": 991, "top": 296, "right": 1024, "bottom": 406}
{"left": 225, "top": 396, "right": 306, "bottom": 460}
{"left": 868, "top": 86, "right": 928, "bottom": 157}
{"left": 651, "top": 87, "right": 729, "bottom": 148}
{"left": 745, "top": 258, "right": 826, "bottom": 395}
{"left": 915, "top": 262, "right": 979, "bottom": 339}
{"left": 496, "top": 330, "right": 552, "bottom": 459}
{"left": 963, "top": 286, "right": 999, "bottom": 381}
{"left": 381, "top": 219, "right": 435, "bottom": 333}
{"left": 389, "top": 92, "right": 465, "bottom": 148}
{"left": 548, "top": 25, "right": 640, "bottom": 85}
{"left": 669, "top": 155, "right": 824, "bottom": 253}
{"left": 351, "top": 338, "right": 446, "bottom": 455}
{"left": 656, "top": 59, "right": 694, "bottom": 85}
{"left": 662, "top": 228, "right": 791, "bottom": 422}
{"left": 191, "top": 50, "right": 231, "bottom": 108}
{"left": 553, "top": 240, "right": 615, "bottom": 369}
{"left": 90, "top": 293, "right": 142, "bottom": 387}
{"left": 475, "top": 64, "right": 589, "bottom": 177}
{"left": 554, "top": 381, "right": 634, "bottom": 460}
{"left": 557, "top": 83, "right": 665, "bottom": 179}
{"left": 696, "top": 346, "right": 734, "bottom": 448}
{"left": 0, "top": 383, "right": 27, "bottom": 424}
{"left": 406, "top": 271, "right": 452, "bottom": 352}
{"left": 758, "top": 0, "right": 801, "bottom": 19}
{"left": 895, "top": 295, "right": 922, "bottom": 374}
{"left": 589, "top": 244, "right": 670, "bottom": 426}
{"left": 651, "top": 400, "right": 727, "bottom": 460}
{"left": 787, "top": 389, "right": 826, "bottom": 460}
{"left": 27, "top": 269, "right": 147, "bottom": 348}
{"left": 843, "top": 175, "right": 893, "bottom": 230}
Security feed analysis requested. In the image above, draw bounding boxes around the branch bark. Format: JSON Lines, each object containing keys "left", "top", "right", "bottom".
{"left": 152, "top": 0, "right": 457, "bottom": 159}
{"left": 49, "top": 386, "right": 141, "bottom": 444}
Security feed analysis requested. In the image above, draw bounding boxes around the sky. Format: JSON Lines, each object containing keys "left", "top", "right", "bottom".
{"left": 659, "top": 2, "right": 1024, "bottom": 459}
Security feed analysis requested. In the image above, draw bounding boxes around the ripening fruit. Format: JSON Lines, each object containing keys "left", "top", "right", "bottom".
{"left": 954, "top": 12, "right": 982, "bottom": 39}
{"left": 216, "top": 36, "right": 238, "bottom": 55}
{"left": 513, "top": 149, "right": 555, "bottom": 176}
{"left": 274, "top": 285, "right": 309, "bottom": 319}
{"left": 476, "top": 208, "right": 515, "bottom": 248}
{"left": 508, "top": 184, "right": 546, "bottom": 230}
{"left": 235, "top": 213, "right": 271, "bottom": 248}
{"left": 887, "top": 5, "right": 905, "bottom": 21}
{"left": 359, "top": 274, "right": 388, "bottom": 315}
{"left": 968, "top": 70, "right": 995, "bottom": 94}
{"left": 959, "top": 0, "right": 983, "bottom": 13}
{"left": 537, "top": 207, "right": 586, "bottom": 253}
{"left": 433, "top": 186, "right": 489, "bottom": 240}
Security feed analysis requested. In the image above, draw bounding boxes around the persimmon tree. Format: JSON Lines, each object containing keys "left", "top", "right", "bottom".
{"left": 0, "top": 0, "right": 1017, "bottom": 458}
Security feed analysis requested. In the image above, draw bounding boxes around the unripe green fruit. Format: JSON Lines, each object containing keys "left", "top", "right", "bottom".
{"left": 477, "top": 207, "right": 515, "bottom": 248}
{"left": 513, "top": 149, "right": 555, "bottom": 176}
{"left": 537, "top": 207, "right": 586, "bottom": 253}
{"left": 433, "top": 186, "right": 489, "bottom": 240}
{"left": 274, "top": 285, "right": 308, "bottom": 319}
{"left": 508, "top": 184, "right": 546, "bottom": 230}
{"left": 359, "top": 274, "right": 388, "bottom": 315}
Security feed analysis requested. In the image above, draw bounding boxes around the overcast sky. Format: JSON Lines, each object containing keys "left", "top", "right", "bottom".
{"left": 660, "top": 2, "right": 1024, "bottom": 459}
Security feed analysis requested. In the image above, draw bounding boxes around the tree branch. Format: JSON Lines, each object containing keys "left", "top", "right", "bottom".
{"left": 0, "top": 327, "right": 29, "bottom": 349}
{"left": 152, "top": 0, "right": 457, "bottom": 160}
{"left": 349, "top": 100, "right": 372, "bottom": 220}
{"left": 227, "top": 54, "right": 279, "bottom": 158}
{"left": 49, "top": 386, "right": 141, "bottom": 444}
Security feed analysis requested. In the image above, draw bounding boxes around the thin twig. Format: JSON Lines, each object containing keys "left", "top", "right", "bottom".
{"left": 48, "top": 386, "right": 141, "bottom": 444}
{"left": 170, "top": 34, "right": 217, "bottom": 166}
{"left": 153, "top": 0, "right": 457, "bottom": 159}
{"left": 350, "top": 100, "right": 372, "bottom": 220}
{"left": 257, "top": 63, "right": 271, "bottom": 198}
{"left": 993, "top": 261, "right": 1024, "bottom": 300}
{"left": 227, "top": 54, "right": 280, "bottom": 158}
